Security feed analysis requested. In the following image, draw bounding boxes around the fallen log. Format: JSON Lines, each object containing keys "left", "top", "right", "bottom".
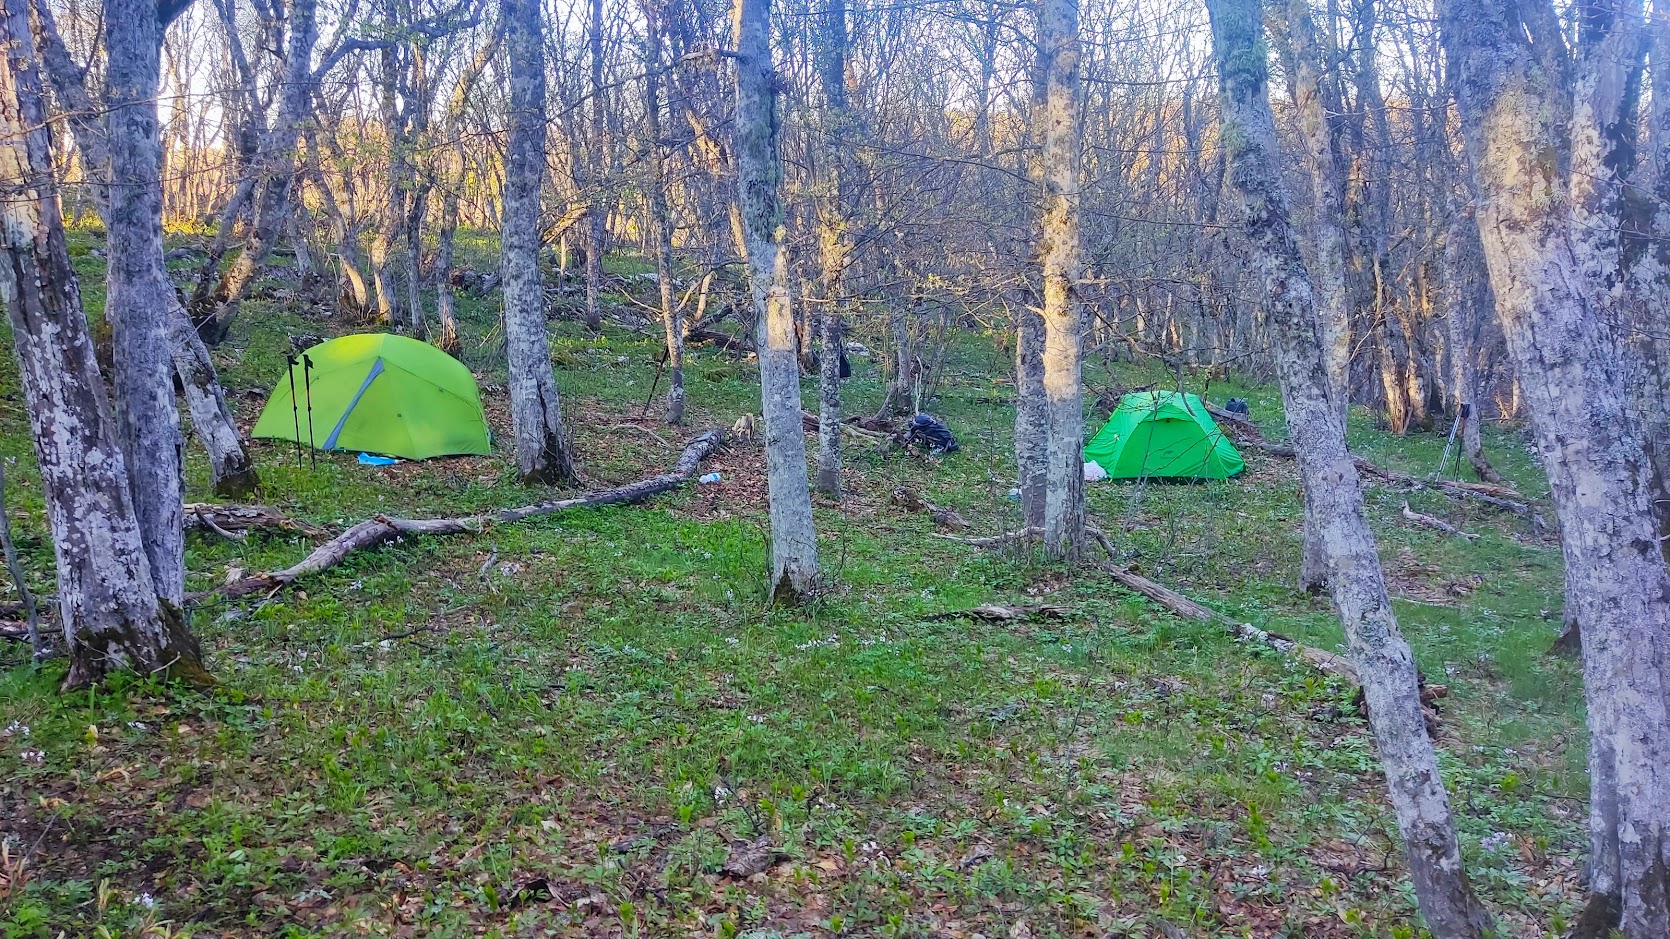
{"left": 1098, "top": 562, "right": 1360, "bottom": 685}
{"left": 687, "top": 328, "right": 754, "bottom": 354}
{"left": 801, "top": 410, "right": 894, "bottom": 445}
{"left": 214, "top": 430, "right": 725, "bottom": 599}
{"left": 1400, "top": 501, "right": 1478, "bottom": 541}
{"left": 941, "top": 525, "right": 1362, "bottom": 688}
{"left": 184, "top": 503, "right": 328, "bottom": 538}
{"left": 890, "top": 487, "right": 969, "bottom": 531}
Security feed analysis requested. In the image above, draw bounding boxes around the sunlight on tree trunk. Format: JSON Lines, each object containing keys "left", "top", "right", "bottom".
{"left": 1207, "top": 0, "right": 1495, "bottom": 931}
{"left": 734, "top": 0, "right": 819, "bottom": 601}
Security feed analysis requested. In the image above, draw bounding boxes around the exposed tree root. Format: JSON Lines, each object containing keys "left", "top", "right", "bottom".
{"left": 211, "top": 430, "right": 725, "bottom": 600}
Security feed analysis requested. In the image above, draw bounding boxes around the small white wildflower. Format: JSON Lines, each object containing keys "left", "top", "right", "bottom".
{"left": 1481, "top": 831, "right": 1512, "bottom": 852}
{"left": 19, "top": 750, "right": 44, "bottom": 765}
{"left": 136, "top": 892, "right": 158, "bottom": 910}
{"left": 747, "top": 714, "right": 765, "bottom": 724}
{"left": 724, "top": 637, "right": 740, "bottom": 646}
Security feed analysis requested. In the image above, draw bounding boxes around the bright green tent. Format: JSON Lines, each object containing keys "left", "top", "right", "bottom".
{"left": 1084, "top": 390, "right": 1245, "bottom": 480}
{"left": 253, "top": 333, "right": 491, "bottom": 460}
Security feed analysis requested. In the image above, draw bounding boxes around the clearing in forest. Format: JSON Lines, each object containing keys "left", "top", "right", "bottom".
{"left": 1, "top": 235, "right": 1583, "bottom": 938}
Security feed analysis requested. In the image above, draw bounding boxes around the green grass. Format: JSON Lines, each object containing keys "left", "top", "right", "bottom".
{"left": 0, "top": 228, "right": 1585, "bottom": 938}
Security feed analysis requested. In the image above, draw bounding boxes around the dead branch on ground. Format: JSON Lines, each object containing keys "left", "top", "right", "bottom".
{"left": 212, "top": 430, "right": 725, "bottom": 600}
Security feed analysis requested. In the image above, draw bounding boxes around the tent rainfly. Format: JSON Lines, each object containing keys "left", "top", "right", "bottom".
{"left": 1084, "top": 390, "right": 1245, "bottom": 480}
{"left": 253, "top": 333, "right": 492, "bottom": 460}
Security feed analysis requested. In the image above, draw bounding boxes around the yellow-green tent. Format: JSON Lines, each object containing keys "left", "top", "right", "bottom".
{"left": 253, "top": 334, "right": 491, "bottom": 460}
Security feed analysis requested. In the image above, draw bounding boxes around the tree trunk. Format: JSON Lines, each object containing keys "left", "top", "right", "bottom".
{"left": 0, "top": 9, "right": 209, "bottom": 688}
{"left": 1014, "top": 303, "right": 1047, "bottom": 529}
{"left": 1441, "top": 209, "right": 1503, "bottom": 484}
{"left": 1273, "top": 0, "right": 1351, "bottom": 422}
{"left": 103, "top": 0, "right": 187, "bottom": 604}
{"left": 1206, "top": 0, "right": 1496, "bottom": 933}
{"left": 583, "top": 0, "right": 607, "bottom": 332}
{"left": 814, "top": 0, "right": 852, "bottom": 496}
{"left": 191, "top": 0, "right": 320, "bottom": 345}
{"left": 171, "top": 310, "right": 260, "bottom": 496}
{"left": 735, "top": 0, "right": 819, "bottom": 601}
{"left": 501, "top": 0, "right": 580, "bottom": 485}
{"left": 642, "top": 0, "right": 685, "bottom": 425}
{"left": 436, "top": 184, "right": 462, "bottom": 355}
{"left": 1036, "top": 0, "right": 1084, "bottom": 560}
{"left": 1443, "top": 0, "right": 1670, "bottom": 931}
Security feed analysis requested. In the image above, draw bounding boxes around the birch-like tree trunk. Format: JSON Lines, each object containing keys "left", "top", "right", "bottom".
{"left": 642, "top": 0, "right": 685, "bottom": 425}
{"left": 1035, "top": 0, "right": 1084, "bottom": 559}
{"left": 583, "top": 0, "right": 607, "bottom": 332}
{"left": 1442, "top": 0, "right": 1670, "bottom": 932}
{"left": 1273, "top": 0, "right": 1351, "bottom": 422}
{"left": 1014, "top": 304, "right": 1047, "bottom": 530}
{"left": 36, "top": 0, "right": 258, "bottom": 497}
{"left": 103, "top": 0, "right": 188, "bottom": 604}
{"left": 814, "top": 0, "right": 852, "bottom": 496}
{"left": 435, "top": 182, "right": 462, "bottom": 354}
{"left": 501, "top": 0, "right": 580, "bottom": 485}
{"left": 735, "top": 0, "right": 819, "bottom": 601}
{"left": 1440, "top": 208, "right": 1503, "bottom": 484}
{"left": 0, "top": 6, "right": 209, "bottom": 688}
{"left": 1207, "top": 0, "right": 1495, "bottom": 932}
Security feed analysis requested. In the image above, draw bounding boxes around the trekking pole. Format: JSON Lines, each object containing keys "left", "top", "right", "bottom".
{"left": 286, "top": 353, "right": 303, "bottom": 470}
{"left": 302, "top": 353, "right": 317, "bottom": 470}
{"left": 642, "top": 347, "right": 669, "bottom": 416}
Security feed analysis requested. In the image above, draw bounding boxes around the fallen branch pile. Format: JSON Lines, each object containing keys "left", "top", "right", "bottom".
{"left": 214, "top": 430, "right": 725, "bottom": 600}
{"left": 1205, "top": 402, "right": 1533, "bottom": 515}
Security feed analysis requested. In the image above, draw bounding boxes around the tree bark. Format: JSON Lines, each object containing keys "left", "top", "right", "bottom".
{"left": 583, "top": 0, "right": 607, "bottom": 332}
{"left": 0, "top": 8, "right": 209, "bottom": 688}
{"left": 642, "top": 0, "right": 685, "bottom": 425}
{"left": 1273, "top": 0, "right": 1351, "bottom": 422}
{"left": 102, "top": 0, "right": 188, "bottom": 604}
{"left": 191, "top": 0, "right": 320, "bottom": 345}
{"left": 814, "top": 0, "right": 852, "bottom": 496}
{"left": 1036, "top": 0, "right": 1085, "bottom": 560}
{"left": 501, "top": 0, "right": 580, "bottom": 485}
{"left": 1442, "top": 0, "right": 1670, "bottom": 931}
{"left": 734, "top": 0, "right": 819, "bottom": 602}
{"left": 435, "top": 184, "right": 462, "bottom": 354}
{"left": 1014, "top": 303, "right": 1047, "bottom": 529}
{"left": 1440, "top": 208, "right": 1504, "bottom": 485}
{"left": 1206, "top": 0, "right": 1496, "bottom": 933}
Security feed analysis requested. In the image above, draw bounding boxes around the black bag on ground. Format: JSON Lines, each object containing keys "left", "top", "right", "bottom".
{"left": 907, "top": 413, "right": 959, "bottom": 454}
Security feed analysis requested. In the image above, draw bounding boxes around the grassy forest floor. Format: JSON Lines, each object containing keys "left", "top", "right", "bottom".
{"left": 1, "top": 229, "right": 1585, "bottom": 938}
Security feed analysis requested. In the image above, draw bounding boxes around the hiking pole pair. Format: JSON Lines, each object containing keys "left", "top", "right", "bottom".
{"left": 284, "top": 352, "right": 319, "bottom": 471}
